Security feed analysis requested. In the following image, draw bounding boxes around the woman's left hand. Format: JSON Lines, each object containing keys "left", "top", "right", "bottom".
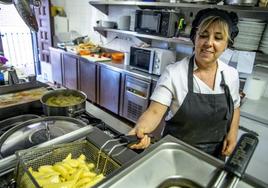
{"left": 222, "top": 108, "right": 240, "bottom": 156}
{"left": 222, "top": 131, "right": 237, "bottom": 156}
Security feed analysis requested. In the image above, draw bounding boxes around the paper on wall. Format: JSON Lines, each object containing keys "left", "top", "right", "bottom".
{"left": 237, "top": 51, "right": 256, "bottom": 74}
{"left": 219, "top": 48, "right": 234, "bottom": 64}
{"left": 219, "top": 49, "right": 255, "bottom": 74}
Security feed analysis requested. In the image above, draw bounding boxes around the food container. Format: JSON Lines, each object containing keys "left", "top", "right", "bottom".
{"left": 40, "top": 89, "right": 87, "bottom": 117}
{"left": 15, "top": 140, "right": 120, "bottom": 188}
{"left": 111, "top": 53, "right": 124, "bottom": 61}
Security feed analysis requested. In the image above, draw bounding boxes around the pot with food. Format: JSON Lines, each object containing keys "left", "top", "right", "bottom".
{"left": 40, "top": 89, "right": 87, "bottom": 117}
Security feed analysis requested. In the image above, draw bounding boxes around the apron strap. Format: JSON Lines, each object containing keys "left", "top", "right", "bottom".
{"left": 220, "top": 71, "right": 234, "bottom": 129}
{"left": 188, "top": 56, "right": 195, "bottom": 93}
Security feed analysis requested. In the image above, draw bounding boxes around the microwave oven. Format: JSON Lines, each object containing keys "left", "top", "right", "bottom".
{"left": 135, "top": 10, "right": 179, "bottom": 37}
{"left": 129, "top": 46, "right": 176, "bottom": 75}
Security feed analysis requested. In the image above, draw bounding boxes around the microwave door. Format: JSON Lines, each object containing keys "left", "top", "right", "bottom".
{"left": 154, "top": 13, "right": 161, "bottom": 34}
{"left": 137, "top": 11, "right": 161, "bottom": 34}
{"left": 148, "top": 51, "right": 155, "bottom": 74}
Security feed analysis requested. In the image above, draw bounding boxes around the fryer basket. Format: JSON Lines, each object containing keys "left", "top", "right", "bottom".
{"left": 15, "top": 140, "right": 120, "bottom": 188}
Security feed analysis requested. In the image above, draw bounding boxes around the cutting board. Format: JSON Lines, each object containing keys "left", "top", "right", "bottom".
{"left": 81, "top": 55, "right": 111, "bottom": 62}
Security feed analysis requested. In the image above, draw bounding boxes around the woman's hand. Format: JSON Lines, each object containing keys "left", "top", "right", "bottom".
{"left": 128, "top": 127, "right": 151, "bottom": 149}
{"left": 222, "top": 131, "right": 237, "bottom": 156}
{"left": 127, "top": 101, "right": 168, "bottom": 150}
{"left": 222, "top": 108, "right": 240, "bottom": 156}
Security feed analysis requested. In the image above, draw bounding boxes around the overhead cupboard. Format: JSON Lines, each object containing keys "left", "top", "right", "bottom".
{"left": 90, "top": 1, "right": 268, "bottom": 63}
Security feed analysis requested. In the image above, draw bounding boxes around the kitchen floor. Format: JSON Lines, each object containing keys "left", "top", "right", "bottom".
{"left": 86, "top": 101, "right": 133, "bottom": 134}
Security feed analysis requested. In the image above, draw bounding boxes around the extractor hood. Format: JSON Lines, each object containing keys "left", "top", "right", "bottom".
{"left": 0, "top": 0, "right": 41, "bottom": 32}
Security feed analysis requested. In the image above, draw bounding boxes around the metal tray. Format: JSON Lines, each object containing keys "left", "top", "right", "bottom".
{"left": 0, "top": 81, "right": 49, "bottom": 120}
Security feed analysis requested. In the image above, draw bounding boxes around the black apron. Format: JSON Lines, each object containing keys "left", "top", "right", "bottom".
{"left": 163, "top": 56, "right": 234, "bottom": 159}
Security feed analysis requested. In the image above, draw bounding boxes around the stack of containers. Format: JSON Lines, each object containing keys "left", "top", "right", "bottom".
{"left": 259, "top": 24, "right": 268, "bottom": 54}
{"left": 233, "top": 18, "right": 266, "bottom": 51}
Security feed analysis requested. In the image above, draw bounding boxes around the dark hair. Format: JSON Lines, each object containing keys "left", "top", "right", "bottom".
{"left": 190, "top": 8, "right": 239, "bottom": 47}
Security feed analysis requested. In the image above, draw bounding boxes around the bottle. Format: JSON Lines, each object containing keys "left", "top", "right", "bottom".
{"left": 0, "top": 72, "right": 5, "bottom": 85}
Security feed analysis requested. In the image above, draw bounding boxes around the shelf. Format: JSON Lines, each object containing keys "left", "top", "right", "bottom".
{"left": 94, "top": 27, "right": 193, "bottom": 45}
{"left": 89, "top": 1, "right": 268, "bottom": 15}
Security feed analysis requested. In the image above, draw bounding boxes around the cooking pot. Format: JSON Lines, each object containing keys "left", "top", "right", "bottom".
{"left": 0, "top": 116, "right": 87, "bottom": 158}
{"left": 40, "top": 89, "right": 87, "bottom": 117}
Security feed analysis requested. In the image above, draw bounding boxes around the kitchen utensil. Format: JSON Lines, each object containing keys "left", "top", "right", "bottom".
{"left": 0, "top": 116, "right": 87, "bottom": 158}
{"left": 211, "top": 133, "right": 258, "bottom": 188}
{"left": 96, "top": 134, "right": 139, "bottom": 175}
{"left": 40, "top": 89, "right": 87, "bottom": 117}
{"left": 15, "top": 140, "right": 120, "bottom": 188}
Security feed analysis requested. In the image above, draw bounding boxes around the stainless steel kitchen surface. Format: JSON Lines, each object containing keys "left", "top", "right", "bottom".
{"left": 86, "top": 101, "right": 132, "bottom": 134}
{"left": 99, "top": 136, "right": 266, "bottom": 188}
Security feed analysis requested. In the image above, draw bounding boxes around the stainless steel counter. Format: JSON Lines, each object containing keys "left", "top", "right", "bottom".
{"left": 240, "top": 97, "right": 268, "bottom": 126}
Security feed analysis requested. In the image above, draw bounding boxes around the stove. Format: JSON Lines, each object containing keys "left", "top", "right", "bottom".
{"left": 0, "top": 107, "right": 137, "bottom": 188}
{"left": 0, "top": 82, "right": 139, "bottom": 187}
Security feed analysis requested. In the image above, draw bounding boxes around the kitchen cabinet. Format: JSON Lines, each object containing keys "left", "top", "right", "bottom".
{"left": 49, "top": 48, "right": 63, "bottom": 85}
{"left": 79, "top": 58, "right": 97, "bottom": 103}
{"left": 98, "top": 66, "right": 121, "bottom": 114}
{"left": 239, "top": 116, "right": 268, "bottom": 184}
{"left": 62, "top": 53, "right": 78, "bottom": 90}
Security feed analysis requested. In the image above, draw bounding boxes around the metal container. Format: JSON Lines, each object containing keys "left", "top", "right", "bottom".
{"left": 98, "top": 135, "right": 265, "bottom": 188}
{"left": 15, "top": 140, "right": 120, "bottom": 188}
{"left": 0, "top": 116, "right": 87, "bottom": 158}
{"left": 0, "top": 81, "right": 49, "bottom": 120}
{"left": 40, "top": 89, "right": 87, "bottom": 117}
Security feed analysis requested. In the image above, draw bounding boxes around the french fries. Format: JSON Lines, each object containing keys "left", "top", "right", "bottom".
{"left": 22, "top": 154, "right": 105, "bottom": 188}
{"left": 75, "top": 42, "right": 101, "bottom": 55}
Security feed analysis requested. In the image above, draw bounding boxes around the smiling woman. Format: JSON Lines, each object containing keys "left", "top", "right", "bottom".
{"left": 128, "top": 8, "right": 241, "bottom": 161}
